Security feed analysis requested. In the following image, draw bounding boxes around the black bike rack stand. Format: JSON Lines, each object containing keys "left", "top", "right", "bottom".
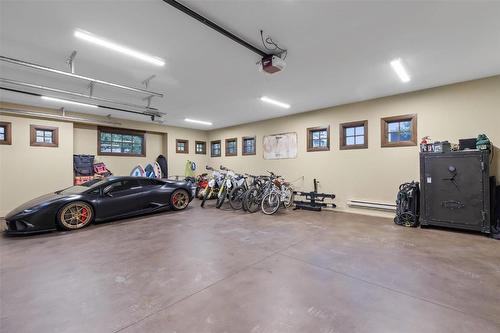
{"left": 293, "top": 179, "right": 336, "bottom": 211}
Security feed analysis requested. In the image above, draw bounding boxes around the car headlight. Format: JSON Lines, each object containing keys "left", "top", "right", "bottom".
{"left": 22, "top": 208, "right": 35, "bottom": 214}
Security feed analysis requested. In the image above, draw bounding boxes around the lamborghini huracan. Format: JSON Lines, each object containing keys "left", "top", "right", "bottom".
{"left": 4, "top": 176, "right": 196, "bottom": 235}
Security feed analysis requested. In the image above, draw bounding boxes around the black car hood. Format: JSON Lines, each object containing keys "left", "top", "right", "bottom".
{"left": 6, "top": 193, "right": 66, "bottom": 218}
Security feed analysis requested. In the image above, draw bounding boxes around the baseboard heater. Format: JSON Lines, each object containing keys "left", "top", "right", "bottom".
{"left": 347, "top": 200, "right": 396, "bottom": 212}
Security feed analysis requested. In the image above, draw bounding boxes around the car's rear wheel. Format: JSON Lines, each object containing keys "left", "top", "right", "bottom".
{"left": 57, "top": 201, "right": 94, "bottom": 231}
{"left": 171, "top": 189, "right": 189, "bottom": 210}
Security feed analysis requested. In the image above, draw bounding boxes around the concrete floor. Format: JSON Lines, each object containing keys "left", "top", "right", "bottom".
{"left": 1, "top": 202, "right": 499, "bottom": 333}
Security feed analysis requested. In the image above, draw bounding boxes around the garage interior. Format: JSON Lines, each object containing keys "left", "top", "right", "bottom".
{"left": 1, "top": 1, "right": 499, "bottom": 333}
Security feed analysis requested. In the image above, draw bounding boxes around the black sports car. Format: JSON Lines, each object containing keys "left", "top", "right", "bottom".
{"left": 4, "top": 176, "right": 196, "bottom": 235}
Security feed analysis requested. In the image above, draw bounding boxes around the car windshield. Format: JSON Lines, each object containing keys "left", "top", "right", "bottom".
{"left": 57, "top": 179, "right": 108, "bottom": 195}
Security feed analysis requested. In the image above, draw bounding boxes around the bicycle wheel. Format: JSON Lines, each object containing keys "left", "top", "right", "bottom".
{"left": 282, "top": 187, "right": 295, "bottom": 208}
{"left": 261, "top": 192, "right": 281, "bottom": 215}
{"left": 216, "top": 186, "right": 227, "bottom": 208}
{"left": 201, "top": 187, "right": 212, "bottom": 208}
{"left": 244, "top": 187, "right": 261, "bottom": 213}
{"left": 229, "top": 185, "right": 246, "bottom": 210}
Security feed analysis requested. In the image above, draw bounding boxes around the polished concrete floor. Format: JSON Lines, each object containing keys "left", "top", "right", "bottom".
{"left": 1, "top": 201, "right": 499, "bottom": 333}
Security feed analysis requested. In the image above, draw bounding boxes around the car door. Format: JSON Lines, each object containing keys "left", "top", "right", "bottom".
{"left": 97, "top": 179, "right": 145, "bottom": 219}
{"left": 137, "top": 178, "right": 168, "bottom": 208}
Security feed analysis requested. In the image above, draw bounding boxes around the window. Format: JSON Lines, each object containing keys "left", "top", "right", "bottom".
{"left": 195, "top": 141, "right": 206, "bottom": 154}
{"left": 225, "top": 138, "right": 237, "bottom": 156}
{"left": 381, "top": 114, "right": 417, "bottom": 147}
{"left": 0, "top": 122, "right": 12, "bottom": 145}
{"left": 307, "top": 126, "right": 330, "bottom": 152}
{"left": 30, "top": 125, "right": 58, "bottom": 147}
{"left": 176, "top": 139, "right": 189, "bottom": 154}
{"left": 340, "top": 120, "right": 368, "bottom": 150}
{"left": 242, "top": 136, "right": 256, "bottom": 155}
{"left": 98, "top": 127, "right": 145, "bottom": 156}
{"left": 103, "top": 179, "right": 141, "bottom": 195}
{"left": 211, "top": 140, "right": 221, "bottom": 157}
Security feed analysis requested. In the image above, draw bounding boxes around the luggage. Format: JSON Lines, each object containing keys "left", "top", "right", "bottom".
{"left": 73, "top": 155, "right": 94, "bottom": 176}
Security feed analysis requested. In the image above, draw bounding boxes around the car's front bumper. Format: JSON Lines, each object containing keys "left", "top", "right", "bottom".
{"left": 4, "top": 218, "right": 56, "bottom": 235}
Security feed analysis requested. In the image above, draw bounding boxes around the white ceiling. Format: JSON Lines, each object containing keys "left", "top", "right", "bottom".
{"left": 1, "top": 0, "right": 499, "bottom": 129}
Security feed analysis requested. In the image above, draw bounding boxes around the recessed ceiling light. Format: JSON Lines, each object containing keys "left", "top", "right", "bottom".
{"left": 260, "top": 96, "right": 290, "bottom": 109}
{"left": 185, "top": 118, "right": 213, "bottom": 126}
{"left": 390, "top": 58, "right": 410, "bottom": 83}
{"left": 41, "top": 96, "right": 98, "bottom": 108}
{"left": 74, "top": 30, "right": 165, "bottom": 66}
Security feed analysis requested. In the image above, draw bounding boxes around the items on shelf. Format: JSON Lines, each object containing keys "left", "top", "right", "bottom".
{"left": 73, "top": 154, "right": 113, "bottom": 185}
{"left": 293, "top": 179, "right": 336, "bottom": 211}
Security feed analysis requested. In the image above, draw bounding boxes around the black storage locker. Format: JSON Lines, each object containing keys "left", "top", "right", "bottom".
{"left": 419, "top": 150, "right": 491, "bottom": 233}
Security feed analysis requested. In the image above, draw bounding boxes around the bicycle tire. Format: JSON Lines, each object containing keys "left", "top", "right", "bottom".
{"left": 201, "top": 187, "right": 211, "bottom": 208}
{"left": 229, "top": 185, "right": 245, "bottom": 210}
{"left": 245, "top": 187, "right": 261, "bottom": 213}
{"left": 216, "top": 187, "right": 227, "bottom": 208}
{"left": 261, "top": 192, "right": 281, "bottom": 215}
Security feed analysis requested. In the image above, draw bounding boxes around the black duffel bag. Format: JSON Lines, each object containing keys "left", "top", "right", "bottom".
{"left": 73, "top": 154, "right": 95, "bottom": 176}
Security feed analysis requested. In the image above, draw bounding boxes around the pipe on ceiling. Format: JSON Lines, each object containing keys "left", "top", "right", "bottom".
{"left": 0, "top": 86, "right": 164, "bottom": 118}
{"left": 0, "top": 78, "right": 162, "bottom": 115}
{"left": 0, "top": 108, "right": 122, "bottom": 126}
{"left": 162, "top": 0, "right": 269, "bottom": 58}
{"left": 0, "top": 55, "right": 164, "bottom": 97}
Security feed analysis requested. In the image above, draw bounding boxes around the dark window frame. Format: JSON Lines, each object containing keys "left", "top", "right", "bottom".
{"left": 225, "top": 138, "right": 238, "bottom": 156}
{"left": 340, "top": 120, "right": 368, "bottom": 150}
{"left": 97, "top": 126, "right": 146, "bottom": 157}
{"left": 242, "top": 136, "right": 256, "bottom": 156}
{"left": 195, "top": 141, "right": 207, "bottom": 155}
{"left": 211, "top": 140, "right": 221, "bottom": 157}
{"left": 0, "top": 121, "right": 12, "bottom": 145}
{"left": 381, "top": 114, "right": 417, "bottom": 148}
{"left": 176, "top": 139, "right": 189, "bottom": 154}
{"left": 30, "top": 124, "right": 59, "bottom": 147}
{"left": 306, "top": 126, "right": 330, "bottom": 152}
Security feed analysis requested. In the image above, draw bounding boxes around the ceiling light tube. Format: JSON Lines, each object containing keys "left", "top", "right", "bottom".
{"left": 184, "top": 118, "right": 213, "bottom": 126}
{"left": 390, "top": 58, "right": 410, "bottom": 83}
{"left": 74, "top": 30, "right": 165, "bottom": 66}
{"left": 41, "top": 96, "right": 98, "bottom": 108}
{"left": 260, "top": 96, "right": 290, "bottom": 109}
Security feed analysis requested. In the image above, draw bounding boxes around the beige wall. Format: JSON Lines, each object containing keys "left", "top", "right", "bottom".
{"left": 73, "top": 124, "right": 166, "bottom": 177}
{"left": 1, "top": 76, "right": 499, "bottom": 217}
{"left": 207, "top": 76, "right": 500, "bottom": 216}
{"left": 0, "top": 102, "right": 209, "bottom": 216}
{"left": 0, "top": 114, "right": 74, "bottom": 217}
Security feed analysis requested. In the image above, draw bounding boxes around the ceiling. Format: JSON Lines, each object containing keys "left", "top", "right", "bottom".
{"left": 1, "top": 0, "right": 499, "bottom": 129}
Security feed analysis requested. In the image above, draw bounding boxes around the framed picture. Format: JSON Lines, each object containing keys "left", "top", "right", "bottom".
{"left": 263, "top": 132, "right": 298, "bottom": 160}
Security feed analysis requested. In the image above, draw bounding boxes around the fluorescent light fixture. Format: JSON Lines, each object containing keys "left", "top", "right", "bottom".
{"left": 390, "top": 58, "right": 410, "bottom": 83}
{"left": 74, "top": 30, "right": 165, "bottom": 66}
{"left": 41, "top": 96, "right": 98, "bottom": 108}
{"left": 260, "top": 96, "right": 290, "bottom": 109}
{"left": 185, "top": 118, "right": 213, "bottom": 126}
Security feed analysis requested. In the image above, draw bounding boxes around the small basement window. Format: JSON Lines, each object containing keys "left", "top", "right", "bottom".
{"left": 211, "top": 140, "right": 221, "bottom": 157}
{"left": 176, "top": 139, "right": 189, "bottom": 154}
{"left": 30, "top": 125, "right": 58, "bottom": 147}
{"left": 381, "top": 114, "right": 417, "bottom": 147}
{"left": 225, "top": 138, "right": 237, "bottom": 156}
{"left": 340, "top": 120, "right": 368, "bottom": 150}
{"left": 195, "top": 141, "right": 206, "bottom": 154}
{"left": 98, "top": 127, "right": 145, "bottom": 156}
{"left": 307, "top": 126, "right": 330, "bottom": 152}
{"left": 242, "top": 136, "right": 256, "bottom": 155}
{"left": 0, "top": 121, "right": 12, "bottom": 145}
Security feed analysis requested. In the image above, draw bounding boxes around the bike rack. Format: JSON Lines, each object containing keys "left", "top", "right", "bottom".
{"left": 293, "top": 179, "right": 336, "bottom": 211}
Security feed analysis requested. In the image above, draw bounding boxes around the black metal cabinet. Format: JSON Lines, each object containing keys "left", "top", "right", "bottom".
{"left": 420, "top": 151, "right": 491, "bottom": 233}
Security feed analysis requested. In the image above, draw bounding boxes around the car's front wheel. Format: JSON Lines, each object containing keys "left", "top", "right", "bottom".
{"left": 57, "top": 201, "right": 94, "bottom": 231}
{"left": 171, "top": 189, "right": 190, "bottom": 210}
